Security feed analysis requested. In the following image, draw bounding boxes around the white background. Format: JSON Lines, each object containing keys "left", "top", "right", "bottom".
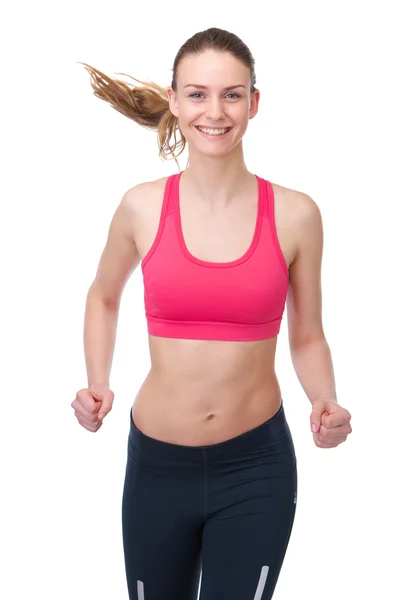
{"left": 1, "top": 1, "right": 415, "bottom": 598}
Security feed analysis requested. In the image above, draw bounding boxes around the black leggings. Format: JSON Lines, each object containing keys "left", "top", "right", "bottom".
{"left": 122, "top": 400, "right": 297, "bottom": 600}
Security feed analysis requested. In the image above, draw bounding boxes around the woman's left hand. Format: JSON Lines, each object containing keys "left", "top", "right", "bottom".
{"left": 309, "top": 400, "right": 352, "bottom": 448}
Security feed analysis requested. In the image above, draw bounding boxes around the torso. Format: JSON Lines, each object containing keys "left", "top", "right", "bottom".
{"left": 130, "top": 174, "right": 299, "bottom": 446}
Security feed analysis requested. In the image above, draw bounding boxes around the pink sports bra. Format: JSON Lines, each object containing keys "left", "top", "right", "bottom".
{"left": 140, "top": 172, "right": 289, "bottom": 342}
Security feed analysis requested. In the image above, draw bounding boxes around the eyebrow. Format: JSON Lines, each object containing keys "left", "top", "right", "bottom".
{"left": 184, "top": 84, "right": 246, "bottom": 90}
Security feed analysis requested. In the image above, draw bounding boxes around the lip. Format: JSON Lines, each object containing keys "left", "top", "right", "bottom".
{"left": 195, "top": 126, "right": 233, "bottom": 129}
{"left": 194, "top": 125, "right": 233, "bottom": 139}
{"left": 194, "top": 125, "right": 233, "bottom": 129}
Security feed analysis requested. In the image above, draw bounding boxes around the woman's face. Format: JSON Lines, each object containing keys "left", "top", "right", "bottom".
{"left": 168, "top": 50, "right": 260, "bottom": 157}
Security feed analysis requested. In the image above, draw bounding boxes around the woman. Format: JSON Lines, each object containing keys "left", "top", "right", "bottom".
{"left": 72, "top": 27, "right": 352, "bottom": 600}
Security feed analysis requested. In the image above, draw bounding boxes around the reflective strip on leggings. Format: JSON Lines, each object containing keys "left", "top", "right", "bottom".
{"left": 254, "top": 565, "right": 269, "bottom": 599}
{"left": 137, "top": 566, "right": 268, "bottom": 599}
{"left": 137, "top": 580, "right": 144, "bottom": 599}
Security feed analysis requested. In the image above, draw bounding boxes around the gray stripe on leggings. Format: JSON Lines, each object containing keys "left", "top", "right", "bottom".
{"left": 137, "top": 580, "right": 144, "bottom": 599}
{"left": 136, "top": 567, "right": 268, "bottom": 600}
{"left": 253, "top": 565, "right": 269, "bottom": 600}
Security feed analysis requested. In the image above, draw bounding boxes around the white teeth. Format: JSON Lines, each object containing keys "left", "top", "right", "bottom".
{"left": 197, "top": 126, "right": 230, "bottom": 136}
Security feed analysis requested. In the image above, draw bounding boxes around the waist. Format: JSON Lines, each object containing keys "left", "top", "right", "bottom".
{"left": 128, "top": 398, "right": 291, "bottom": 462}
{"left": 147, "top": 334, "right": 278, "bottom": 378}
{"left": 132, "top": 374, "right": 282, "bottom": 446}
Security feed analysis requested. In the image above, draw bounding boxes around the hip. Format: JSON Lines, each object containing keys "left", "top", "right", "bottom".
{"left": 128, "top": 396, "right": 295, "bottom": 467}
{"left": 124, "top": 397, "right": 297, "bottom": 525}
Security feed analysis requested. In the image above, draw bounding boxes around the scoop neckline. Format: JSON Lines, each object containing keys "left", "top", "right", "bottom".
{"left": 174, "top": 171, "right": 262, "bottom": 268}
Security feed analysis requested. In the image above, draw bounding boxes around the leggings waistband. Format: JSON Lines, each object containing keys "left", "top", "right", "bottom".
{"left": 129, "top": 399, "right": 289, "bottom": 462}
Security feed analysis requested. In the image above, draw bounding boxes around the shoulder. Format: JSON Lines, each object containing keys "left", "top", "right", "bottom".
{"left": 270, "top": 181, "right": 320, "bottom": 215}
{"left": 270, "top": 182, "right": 321, "bottom": 227}
{"left": 269, "top": 182, "right": 323, "bottom": 262}
{"left": 123, "top": 176, "right": 169, "bottom": 202}
{"left": 121, "top": 176, "right": 170, "bottom": 215}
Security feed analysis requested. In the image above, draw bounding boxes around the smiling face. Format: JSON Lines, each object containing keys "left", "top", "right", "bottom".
{"left": 168, "top": 50, "right": 260, "bottom": 158}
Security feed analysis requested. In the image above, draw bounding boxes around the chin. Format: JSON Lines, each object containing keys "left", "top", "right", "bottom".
{"left": 191, "top": 146, "right": 235, "bottom": 159}
{"left": 188, "top": 136, "right": 242, "bottom": 157}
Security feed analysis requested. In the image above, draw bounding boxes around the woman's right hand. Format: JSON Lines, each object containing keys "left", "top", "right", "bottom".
{"left": 71, "top": 384, "right": 115, "bottom": 432}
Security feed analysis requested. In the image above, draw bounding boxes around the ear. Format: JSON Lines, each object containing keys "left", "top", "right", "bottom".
{"left": 249, "top": 88, "right": 260, "bottom": 120}
{"left": 167, "top": 86, "right": 179, "bottom": 118}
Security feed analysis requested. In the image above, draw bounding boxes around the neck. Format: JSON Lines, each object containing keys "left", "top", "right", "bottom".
{"left": 181, "top": 142, "right": 255, "bottom": 208}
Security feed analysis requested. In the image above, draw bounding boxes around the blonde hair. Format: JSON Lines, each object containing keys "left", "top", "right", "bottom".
{"left": 79, "top": 27, "right": 257, "bottom": 172}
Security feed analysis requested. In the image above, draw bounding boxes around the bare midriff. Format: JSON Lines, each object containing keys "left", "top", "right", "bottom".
{"left": 131, "top": 334, "right": 282, "bottom": 446}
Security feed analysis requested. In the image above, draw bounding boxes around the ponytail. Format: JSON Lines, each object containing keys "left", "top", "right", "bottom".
{"left": 79, "top": 63, "right": 186, "bottom": 171}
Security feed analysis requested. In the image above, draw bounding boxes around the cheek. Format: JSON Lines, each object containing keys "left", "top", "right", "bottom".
{"left": 237, "top": 103, "right": 251, "bottom": 120}
{"left": 178, "top": 117, "right": 197, "bottom": 138}
{"left": 177, "top": 103, "right": 200, "bottom": 125}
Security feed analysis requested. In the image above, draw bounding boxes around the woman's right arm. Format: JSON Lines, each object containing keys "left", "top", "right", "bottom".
{"left": 84, "top": 187, "right": 142, "bottom": 388}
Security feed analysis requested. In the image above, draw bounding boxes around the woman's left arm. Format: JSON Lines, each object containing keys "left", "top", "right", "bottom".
{"left": 286, "top": 193, "right": 352, "bottom": 447}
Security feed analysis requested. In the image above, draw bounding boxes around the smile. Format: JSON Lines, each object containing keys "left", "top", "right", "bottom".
{"left": 195, "top": 126, "right": 233, "bottom": 138}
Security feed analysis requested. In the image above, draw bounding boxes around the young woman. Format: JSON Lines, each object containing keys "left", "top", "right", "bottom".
{"left": 72, "top": 27, "right": 352, "bottom": 600}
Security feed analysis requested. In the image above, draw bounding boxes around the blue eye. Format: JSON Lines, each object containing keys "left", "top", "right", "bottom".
{"left": 189, "top": 93, "right": 241, "bottom": 99}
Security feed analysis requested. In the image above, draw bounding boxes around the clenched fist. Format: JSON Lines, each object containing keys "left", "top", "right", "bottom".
{"left": 71, "top": 384, "right": 114, "bottom": 432}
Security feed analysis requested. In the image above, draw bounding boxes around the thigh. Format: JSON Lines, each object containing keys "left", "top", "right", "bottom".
{"left": 199, "top": 444, "right": 297, "bottom": 600}
{"left": 121, "top": 436, "right": 204, "bottom": 600}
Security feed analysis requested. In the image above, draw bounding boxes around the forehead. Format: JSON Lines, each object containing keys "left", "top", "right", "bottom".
{"left": 177, "top": 50, "right": 249, "bottom": 88}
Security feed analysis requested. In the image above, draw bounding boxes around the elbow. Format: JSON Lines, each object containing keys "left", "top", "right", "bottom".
{"left": 288, "top": 328, "right": 327, "bottom": 353}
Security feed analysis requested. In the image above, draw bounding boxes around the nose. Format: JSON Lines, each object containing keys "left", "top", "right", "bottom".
{"left": 204, "top": 98, "right": 225, "bottom": 122}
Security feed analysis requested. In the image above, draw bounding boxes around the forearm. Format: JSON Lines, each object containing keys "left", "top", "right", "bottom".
{"left": 83, "top": 287, "right": 120, "bottom": 387}
{"left": 290, "top": 336, "right": 337, "bottom": 405}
